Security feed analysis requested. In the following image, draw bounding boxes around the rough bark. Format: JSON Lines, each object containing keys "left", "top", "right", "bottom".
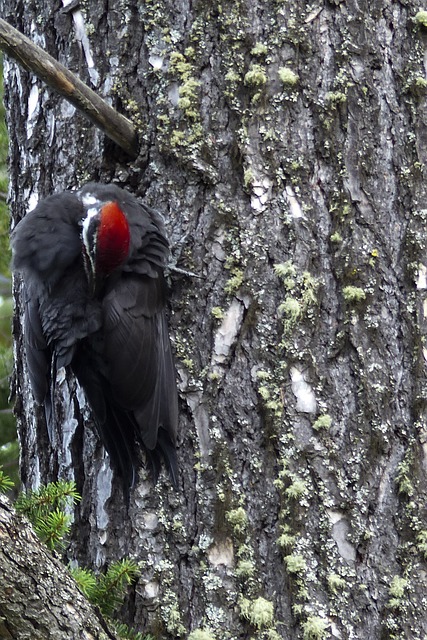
{"left": 2, "top": 0, "right": 427, "bottom": 638}
{"left": 0, "top": 494, "right": 117, "bottom": 640}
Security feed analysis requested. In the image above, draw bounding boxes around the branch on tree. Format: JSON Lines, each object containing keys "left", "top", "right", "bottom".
{"left": 0, "top": 18, "right": 139, "bottom": 159}
{"left": 0, "top": 494, "right": 119, "bottom": 639}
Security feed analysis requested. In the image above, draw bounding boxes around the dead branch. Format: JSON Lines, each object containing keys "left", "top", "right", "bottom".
{"left": 0, "top": 18, "right": 139, "bottom": 158}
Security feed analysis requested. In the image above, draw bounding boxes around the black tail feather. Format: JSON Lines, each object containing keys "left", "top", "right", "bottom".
{"left": 105, "top": 402, "right": 138, "bottom": 491}
{"left": 145, "top": 435, "right": 178, "bottom": 489}
{"left": 72, "top": 347, "right": 137, "bottom": 495}
{"left": 145, "top": 448, "right": 162, "bottom": 485}
{"left": 156, "top": 428, "right": 179, "bottom": 488}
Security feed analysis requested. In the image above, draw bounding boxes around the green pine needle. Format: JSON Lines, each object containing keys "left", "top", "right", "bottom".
{"left": 69, "top": 566, "right": 98, "bottom": 599}
{"left": 93, "top": 559, "right": 140, "bottom": 617}
{"left": 112, "top": 621, "right": 151, "bottom": 640}
{"left": 16, "top": 479, "right": 80, "bottom": 519}
{"left": 0, "top": 467, "right": 14, "bottom": 493}
{"left": 34, "top": 507, "right": 72, "bottom": 550}
{"left": 70, "top": 559, "right": 140, "bottom": 629}
{"left": 15, "top": 480, "right": 81, "bottom": 550}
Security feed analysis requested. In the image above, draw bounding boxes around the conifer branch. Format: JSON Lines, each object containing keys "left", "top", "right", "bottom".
{"left": 0, "top": 18, "right": 139, "bottom": 158}
{"left": 0, "top": 466, "right": 13, "bottom": 493}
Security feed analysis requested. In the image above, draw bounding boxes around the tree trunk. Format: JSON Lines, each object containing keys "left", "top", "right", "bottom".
{"left": 3, "top": 0, "right": 427, "bottom": 638}
{"left": 0, "top": 494, "right": 117, "bottom": 639}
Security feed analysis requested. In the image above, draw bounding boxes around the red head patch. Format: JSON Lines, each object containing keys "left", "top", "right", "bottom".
{"left": 96, "top": 201, "right": 130, "bottom": 275}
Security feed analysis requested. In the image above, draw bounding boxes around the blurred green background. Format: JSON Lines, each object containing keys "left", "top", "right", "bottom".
{"left": 0, "top": 58, "right": 19, "bottom": 490}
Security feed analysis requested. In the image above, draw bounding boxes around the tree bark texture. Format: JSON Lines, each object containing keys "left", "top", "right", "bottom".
{"left": 0, "top": 494, "right": 117, "bottom": 640}
{"left": 2, "top": 0, "right": 427, "bottom": 638}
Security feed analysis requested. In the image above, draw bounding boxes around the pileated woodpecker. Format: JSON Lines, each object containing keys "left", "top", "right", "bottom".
{"left": 12, "top": 183, "right": 178, "bottom": 492}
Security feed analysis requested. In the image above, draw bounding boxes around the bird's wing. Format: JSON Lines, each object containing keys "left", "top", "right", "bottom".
{"left": 21, "top": 284, "right": 59, "bottom": 441}
{"left": 71, "top": 336, "right": 138, "bottom": 494}
{"left": 102, "top": 272, "right": 178, "bottom": 451}
{"left": 23, "top": 285, "right": 50, "bottom": 404}
{"left": 11, "top": 192, "right": 83, "bottom": 287}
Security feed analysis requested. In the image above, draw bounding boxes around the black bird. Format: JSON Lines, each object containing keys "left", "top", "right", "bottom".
{"left": 11, "top": 182, "right": 178, "bottom": 492}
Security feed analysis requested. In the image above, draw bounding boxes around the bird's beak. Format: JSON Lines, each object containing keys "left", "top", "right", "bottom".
{"left": 82, "top": 247, "right": 97, "bottom": 297}
{"left": 87, "top": 269, "right": 97, "bottom": 297}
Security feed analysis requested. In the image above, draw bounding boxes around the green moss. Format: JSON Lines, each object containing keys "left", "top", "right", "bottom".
{"left": 170, "top": 51, "right": 192, "bottom": 76}
{"left": 244, "top": 64, "right": 267, "bottom": 87}
{"left": 124, "top": 98, "right": 139, "bottom": 114}
{"left": 388, "top": 576, "right": 408, "bottom": 609}
{"left": 368, "top": 248, "right": 379, "bottom": 267}
{"left": 274, "top": 458, "right": 289, "bottom": 488}
{"left": 415, "top": 10, "right": 427, "bottom": 27}
{"left": 178, "top": 77, "right": 201, "bottom": 118}
{"left": 395, "top": 459, "right": 414, "bottom": 496}
{"left": 302, "top": 616, "right": 329, "bottom": 640}
{"left": 184, "top": 46, "right": 195, "bottom": 59}
{"left": 278, "top": 67, "right": 299, "bottom": 86}
{"left": 415, "top": 76, "right": 427, "bottom": 89}
{"left": 257, "top": 375, "right": 284, "bottom": 418}
{"left": 251, "top": 42, "right": 268, "bottom": 56}
{"left": 327, "top": 573, "right": 346, "bottom": 593}
{"left": 274, "top": 261, "right": 297, "bottom": 280}
{"left": 284, "top": 554, "right": 306, "bottom": 574}
{"left": 285, "top": 477, "right": 307, "bottom": 500}
{"left": 325, "top": 90, "right": 347, "bottom": 106}
{"left": 258, "top": 386, "right": 271, "bottom": 401}
{"left": 275, "top": 263, "right": 319, "bottom": 339}
{"left": 224, "top": 269, "right": 244, "bottom": 294}
{"left": 177, "top": 96, "right": 191, "bottom": 110}
{"left": 166, "top": 49, "right": 203, "bottom": 151}
{"left": 235, "top": 559, "right": 256, "bottom": 578}
{"left": 389, "top": 575, "right": 407, "bottom": 599}
{"left": 226, "top": 507, "right": 248, "bottom": 535}
{"left": 342, "top": 286, "right": 366, "bottom": 303}
{"left": 243, "top": 167, "right": 254, "bottom": 189}
{"left": 301, "top": 272, "right": 318, "bottom": 305}
{"left": 330, "top": 231, "right": 342, "bottom": 243}
{"left": 278, "top": 297, "right": 301, "bottom": 322}
{"left": 239, "top": 596, "right": 274, "bottom": 629}
{"left": 163, "top": 597, "right": 186, "bottom": 635}
{"left": 211, "top": 307, "right": 224, "bottom": 320}
{"left": 182, "top": 358, "right": 195, "bottom": 371}
{"left": 283, "top": 275, "right": 296, "bottom": 290}
{"left": 276, "top": 525, "right": 297, "bottom": 550}
{"left": 170, "top": 130, "right": 186, "bottom": 146}
{"left": 225, "top": 69, "right": 241, "bottom": 83}
{"left": 265, "top": 399, "right": 282, "bottom": 413}
{"left": 312, "top": 414, "right": 332, "bottom": 431}
{"left": 157, "top": 113, "right": 171, "bottom": 126}
{"left": 188, "top": 630, "right": 216, "bottom": 640}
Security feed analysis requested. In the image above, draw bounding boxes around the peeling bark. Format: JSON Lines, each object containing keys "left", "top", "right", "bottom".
{"left": 2, "top": 0, "right": 427, "bottom": 638}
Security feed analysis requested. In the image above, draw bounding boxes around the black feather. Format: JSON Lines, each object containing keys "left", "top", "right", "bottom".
{"left": 11, "top": 183, "right": 179, "bottom": 495}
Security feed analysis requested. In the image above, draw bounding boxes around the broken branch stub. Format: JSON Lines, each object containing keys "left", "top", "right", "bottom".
{"left": 0, "top": 18, "right": 139, "bottom": 159}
